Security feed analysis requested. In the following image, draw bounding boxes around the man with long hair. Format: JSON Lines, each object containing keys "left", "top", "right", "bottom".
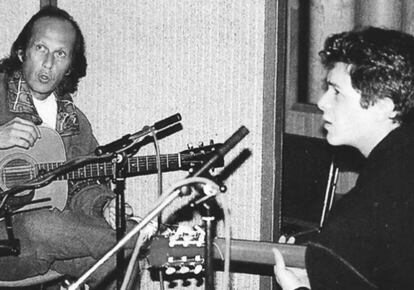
{"left": 0, "top": 6, "right": 151, "bottom": 288}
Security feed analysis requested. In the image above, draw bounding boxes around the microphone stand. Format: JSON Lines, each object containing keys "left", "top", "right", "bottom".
{"left": 189, "top": 183, "right": 226, "bottom": 290}
{"left": 94, "top": 114, "right": 181, "bottom": 289}
{"left": 67, "top": 177, "right": 219, "bottom": 290}
{"left": 202, "top": 200, "right": 216, "bottom": 290}
{"left": 189, "top": 126, "right": 249, "bottom": 290}
{"left": 68, "top": 126, "right": 249, "bottom": 290}
{"left": 112, "top": 151, "right": 128, "bottom": 289}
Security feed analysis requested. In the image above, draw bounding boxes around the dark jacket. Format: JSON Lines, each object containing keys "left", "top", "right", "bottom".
{"left": 311, "top": 123, "right": 414, "bottom": 289}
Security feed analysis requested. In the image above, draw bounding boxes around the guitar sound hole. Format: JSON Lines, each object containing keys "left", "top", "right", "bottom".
{"left": 2, "top": 159, "right": 35, "bottom": 189}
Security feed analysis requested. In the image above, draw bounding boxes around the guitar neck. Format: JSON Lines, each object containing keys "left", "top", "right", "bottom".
{"left": 149, "top": 236, "right": 306, "bottom": 269}
{"left": 37, "top": 153, "right": 181, "bottom": 181}
{"left": 214, "top": 238, "right": 306, "bottom": 268}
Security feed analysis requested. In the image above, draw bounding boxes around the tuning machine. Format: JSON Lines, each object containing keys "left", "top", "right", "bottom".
{"left": 164, "top": 255, "right": 204, "bottom": 276}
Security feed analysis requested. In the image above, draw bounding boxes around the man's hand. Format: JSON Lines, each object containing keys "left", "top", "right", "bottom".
{"left": 102, "top": 197, "right": 134, "bottom": 230}
{"left": 0, "top": 117, "right": 40, "bottom": 149}
{"left": 273, "top": 248, "right": 308, "bottom": 290}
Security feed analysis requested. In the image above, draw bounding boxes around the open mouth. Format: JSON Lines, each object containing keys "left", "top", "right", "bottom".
{"left": 38, "top": 74, "right": 51, "bottom": 83}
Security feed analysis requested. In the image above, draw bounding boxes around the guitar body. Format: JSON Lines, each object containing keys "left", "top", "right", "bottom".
{"left": 0, "top": 126, "right": 68, "bottom": 213}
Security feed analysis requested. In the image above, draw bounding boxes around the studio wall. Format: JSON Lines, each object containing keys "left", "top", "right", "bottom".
{"left": 56, "top": 1, "right": 267, "bottom": 289}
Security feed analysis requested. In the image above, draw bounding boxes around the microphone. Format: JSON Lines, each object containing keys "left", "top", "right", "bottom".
{"left": 95, "top": 113, "right": 182, "bottom": 156}
{"left": 130, "top": 113, "right": 182, "bottom": 139}
{"left": 192, "top": 126, "right": 249, "bottom": 178}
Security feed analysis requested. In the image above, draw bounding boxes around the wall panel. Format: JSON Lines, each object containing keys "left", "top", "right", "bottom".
{"left": 0, "top": 1, "right": 38, "bottom": 59}
{"left": 57, "top": 1, "right": 266, "bottom": 289}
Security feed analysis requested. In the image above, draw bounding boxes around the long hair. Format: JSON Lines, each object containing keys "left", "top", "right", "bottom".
{"left": 0, "top": 6, "right": 87, "bottom": 95}
{"left": 319, "top": 26, "right": 414, "bottom": 123}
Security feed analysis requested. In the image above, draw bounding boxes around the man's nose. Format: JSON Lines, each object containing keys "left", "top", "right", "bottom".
{"left": 42, "top": 52, "right": 54, "bottom": 69}
{"left": 317, "top": 91, "right": 329, "bottom": 112}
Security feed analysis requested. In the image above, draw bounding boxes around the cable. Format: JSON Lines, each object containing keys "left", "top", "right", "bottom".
{"left": 151, "top": 129, "right": 163, "bottom": 229}
{"left": 121, "top": 127, "right": 162, "bottom": 290}
{"left": 216, "top": 192, "right": 231, "bottom": 289}
{"left": 152, "top": 132, "right": 166, "bottom": 290}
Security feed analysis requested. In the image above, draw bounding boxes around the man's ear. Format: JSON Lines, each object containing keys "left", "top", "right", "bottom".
{"left": 17, "top": 50, "right": 24, "bottom": 62}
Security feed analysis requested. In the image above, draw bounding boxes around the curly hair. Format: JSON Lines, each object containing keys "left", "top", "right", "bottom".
{"left": 319, "top": 26, "right": 414, "bottom": 123}
{"left": 0, "top": 5, "right": 87, "bottom": 95}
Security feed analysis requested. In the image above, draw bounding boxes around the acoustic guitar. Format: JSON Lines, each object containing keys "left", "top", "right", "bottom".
{"left": 0, "top": 126, "right": 223, "bottom": 214}
{"left": 147, "top": 229, "right": 378, "bottom": 290}
{"left": 147, "top": 228, "right": 306, "bottom": 276}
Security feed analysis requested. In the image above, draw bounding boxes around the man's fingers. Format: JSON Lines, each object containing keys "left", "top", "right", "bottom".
{"left": 7, "top": 135, "right": 31, "bottom": 149}
{"left": 15, "top": 130, "right": 37, "bottom": 147}
{"left": 125, "top": 203, "right": 134, "bottom": 217}
{"left": 107, "top": 210, "right": 116, "bottom": 230}
{"left": 103, "top": 199, "right": 136, "bottom": 230}
{"left": 106, "top": 203, "right": 133, "bottom": 217}
{"left": 278, "top": 235, "right": 296, "bottom": 244}
{"left": 278, "top": 235, "right": 287, "bottom": 243}
{"left": 273, "top": 248, "right": 286, "bottom": 269}
{"left": 4, "top": 118, "right": 40, "bottom": 148}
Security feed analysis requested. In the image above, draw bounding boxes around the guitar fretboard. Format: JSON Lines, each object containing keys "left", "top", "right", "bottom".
{"left": 36, "top": 153, "right": 182, "bottom": 181}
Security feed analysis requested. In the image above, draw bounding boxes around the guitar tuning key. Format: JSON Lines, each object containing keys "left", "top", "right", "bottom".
{"left": 193, "top": 264, "right": 203, "bottom": 275}
{"left": 198, "top": 141, "right": 204, "bottom": 148}
{"left": 165, "top": 266, "right": 176, "bottom": 275}
{"left": 178, "top": 265, "right": 190, "bottom": 274}
{"left": 187, "top": 143, "right": 194, "bottom": 150}
{"left": 209, "top": 139, "right": 214, "bottom": 145}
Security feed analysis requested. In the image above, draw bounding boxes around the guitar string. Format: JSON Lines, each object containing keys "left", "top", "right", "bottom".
{"left": 1, "top": 152, "right": 196, "bottom": 189}
{"left": 1, "top": 155, "right": 183, "bottom": 184}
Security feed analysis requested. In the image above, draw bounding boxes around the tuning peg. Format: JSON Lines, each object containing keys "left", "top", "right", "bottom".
{"left": 165, "top": 266, "right": 176, "bottom": 275}
{"left": 198, "top": 141, "right": 204, "bottom": 148}
{"left": 187, "top": 143, "right": 194, "bottom": 149}
{"left": 209, "top": 139, "right": 214, "bottom": 145}
{"left": 179, "top": 265, "right": 190, "bottom": 274}
{"left": 193, "top": 264, "right": 203, "bottom": 274}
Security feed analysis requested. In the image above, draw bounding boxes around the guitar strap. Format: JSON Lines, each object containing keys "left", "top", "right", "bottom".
{"left": 1, "top": 70, "right": 80, "bottom": 137}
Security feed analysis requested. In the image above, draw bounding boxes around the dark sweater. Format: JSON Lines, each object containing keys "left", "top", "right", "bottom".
{"left": 310, "top": 123, "right": 414, "bottom": 289}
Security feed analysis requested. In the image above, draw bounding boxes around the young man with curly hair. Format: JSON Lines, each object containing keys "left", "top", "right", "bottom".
{"left": 275, "top": 27, "right": 414, "bottom": 290}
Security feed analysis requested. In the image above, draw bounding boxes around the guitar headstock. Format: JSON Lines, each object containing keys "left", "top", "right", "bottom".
{"left": 180, "top": 141, "right": 224, "bottom": 170}
{"left": 148, "top": 226, "right": 206, "bottom": 275}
